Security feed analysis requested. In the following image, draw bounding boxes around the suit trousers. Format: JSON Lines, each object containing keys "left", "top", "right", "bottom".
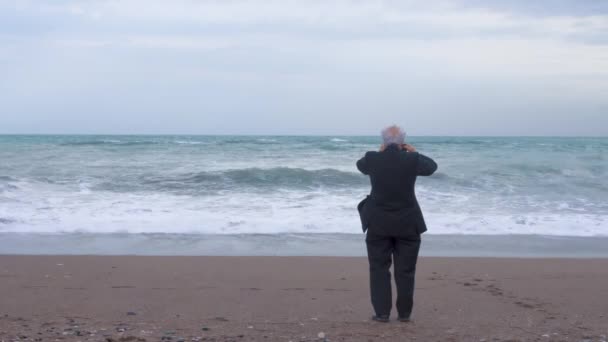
{"left": 365, "top": 228, "right": 421, "bottom": 317}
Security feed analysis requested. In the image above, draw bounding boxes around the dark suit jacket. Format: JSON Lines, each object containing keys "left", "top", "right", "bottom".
{"left": 356, "top": 144, "right": 437, "bottom": 235}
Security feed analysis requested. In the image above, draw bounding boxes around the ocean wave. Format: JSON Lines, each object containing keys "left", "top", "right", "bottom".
{"left": 0, "top": 184, "right": 19, "bottom": 192}
{"left": 133, "top": 167, "right": 367, "bottom": 193}
{"left": 218, "top": 138, "right": 255, "bottom": 145}
{"left": 174, "top": 140, "right": 204, "bottom": 145}
{"left": 0, "top": 176, "right": 19, "bottom": 192}
{"left": 0, "top": 176, "right": 18, "bottom": 182}
{"left": 503, "top": 163, "right": 565, "bottom": 176}
{"left": 60, "top": 140, "right": 158, "bottom": 146}
{"left": 256, "top": 138, "right": 279, "bottom": 144}
{"left": 218, "top": 138, "right": 283, "bottom": 145}
{"left": 318, "top": 144, "right": 353, "bottom": 151}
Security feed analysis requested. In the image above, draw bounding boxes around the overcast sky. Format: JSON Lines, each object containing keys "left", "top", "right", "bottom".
{"left": 1, "top": 0, "right": 607, "bottom": 135}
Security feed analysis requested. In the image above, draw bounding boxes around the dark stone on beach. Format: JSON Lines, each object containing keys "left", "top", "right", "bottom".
{"left": 127, "top": 312, "right": 137, "bottom": 316}
{"left": 201, "top": 327, "right": 210, "bottom": 331}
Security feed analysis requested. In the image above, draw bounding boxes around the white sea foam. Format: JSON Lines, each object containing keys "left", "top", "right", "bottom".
{"left": 0, "top": 181, "right": 606, "bottom": 236}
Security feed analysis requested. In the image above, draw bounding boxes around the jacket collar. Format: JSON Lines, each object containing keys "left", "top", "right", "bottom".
{"left": 384, "top": 144, "right": 401, "bottom": 152}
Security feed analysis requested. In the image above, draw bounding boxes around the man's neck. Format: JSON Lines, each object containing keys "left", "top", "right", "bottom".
{"left": 384, "top": 144, "right": 401, "bottom": 152}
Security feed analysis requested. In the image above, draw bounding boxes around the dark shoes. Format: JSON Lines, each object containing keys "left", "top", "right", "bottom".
{"left": 372, "top": 314, "right": 411, "bottom": 323}
{"left": 398, "top": 315, "right": 411, "bottom": 322}
{"left": 371, "top": 314, "right": 390, "bottom": 323}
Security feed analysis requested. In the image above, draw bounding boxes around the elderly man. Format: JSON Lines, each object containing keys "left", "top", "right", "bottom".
{"left": 356, "top": 125, "right": 437, "bottom": 323}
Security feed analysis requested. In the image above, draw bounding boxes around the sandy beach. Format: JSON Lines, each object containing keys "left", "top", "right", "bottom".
{"left": 1, "top": 256, "right": 607, "bottom": 342}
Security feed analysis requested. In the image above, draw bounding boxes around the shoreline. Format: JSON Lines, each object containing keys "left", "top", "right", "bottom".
{"left": 1, "top": 255, "right": 607, "bottom": 341}
{"left": 2, "top": 233, "right": 608, "bottom": 258}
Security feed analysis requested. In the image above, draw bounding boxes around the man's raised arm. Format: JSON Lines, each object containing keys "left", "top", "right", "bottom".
{"left": 401, "top": 143, "right": 437, "bottom": 176}
{"left": 356, "top": 153, "right": 370, "bottom": 175}
{"left": 417, "top": 153, "right": 437, "bottom": 176}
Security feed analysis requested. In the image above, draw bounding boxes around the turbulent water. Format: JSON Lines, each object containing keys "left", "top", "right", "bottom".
{"left": 0, "top": 135, "right": 606, "bottom": 236}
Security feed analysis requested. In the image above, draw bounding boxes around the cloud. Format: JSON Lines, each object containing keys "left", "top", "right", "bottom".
{"left": 1, "top": 0, "right": 607, "bottom": 135}
{"left": 4, "top": 1, "right": 608, "bottom": 78}
{"left": 8, "top": 0, "right": 608, "bottom": 40}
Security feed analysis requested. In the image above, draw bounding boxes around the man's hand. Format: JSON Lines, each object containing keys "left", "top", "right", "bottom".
{"left": 379, "top": 144, "right": 386, "bottom": 152}
{"left": 401, "top": 144, "right": 417, "bottom": 152}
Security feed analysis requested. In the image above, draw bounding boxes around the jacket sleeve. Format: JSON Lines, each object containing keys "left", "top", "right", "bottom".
{"left": 417, "top": 153, "right": 437, "bottom": 176}
{"left": 356, "top": 153, "right": 370, "bottom": 175}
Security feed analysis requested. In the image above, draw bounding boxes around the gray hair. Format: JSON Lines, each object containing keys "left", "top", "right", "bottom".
{"left": 381, "top": 125, "right": 406, "bottom": 146}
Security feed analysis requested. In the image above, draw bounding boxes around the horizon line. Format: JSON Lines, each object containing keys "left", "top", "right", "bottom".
{"left": 0, "top": 133, "right": 606, "bottom": 138}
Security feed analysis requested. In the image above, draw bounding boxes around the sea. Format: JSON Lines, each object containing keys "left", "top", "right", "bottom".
{"left": 1, "top": 135, "right": 607, "bottom": 257}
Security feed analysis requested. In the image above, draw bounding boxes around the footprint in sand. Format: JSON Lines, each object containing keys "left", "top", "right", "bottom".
{"left": 514, "top": 301, "right": 535, "bottom": 309}
{"left": 484, "top": 284, "right": 504, "bottom": 296}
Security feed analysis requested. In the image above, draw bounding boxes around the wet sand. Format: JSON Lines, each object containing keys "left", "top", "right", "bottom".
{"left": 1, "top": 256, "right": 607, "bottom": 341}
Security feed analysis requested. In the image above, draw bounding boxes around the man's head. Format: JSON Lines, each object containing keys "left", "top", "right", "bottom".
{"left": 381, "top": 125, "right": 406, "bottom": 147}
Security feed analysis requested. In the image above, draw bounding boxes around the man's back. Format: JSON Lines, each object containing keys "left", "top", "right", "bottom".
{"left": 357, "top": 144, "right": 437, "bottom": 235}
